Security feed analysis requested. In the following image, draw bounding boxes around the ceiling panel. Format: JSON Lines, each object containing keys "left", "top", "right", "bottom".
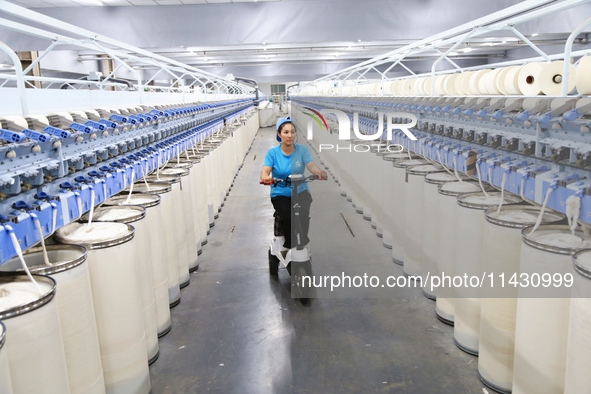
{"left": 9, "top": 0, "right": 296, "bottom": 6}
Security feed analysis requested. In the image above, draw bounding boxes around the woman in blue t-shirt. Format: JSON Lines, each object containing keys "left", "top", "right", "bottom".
{"left": 260, "top": 117, "right": 327, "bottom": 249}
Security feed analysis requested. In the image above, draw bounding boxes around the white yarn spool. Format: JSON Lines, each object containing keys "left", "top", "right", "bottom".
{"left": 434, "top": 75, "right": 447, "bottom": 95}
{"left": 436, "top": 181, "right": 481, "bottom": 325}
{"left": 522, "top": 97, "right": 542, "bottom": 111}
{"left": 512, "top": 225, "right": 591, "bottom": 394}
{"left": 388, "top": 80, "right": 400, "bottom": 95}
{"left": 575, "top": 56, "right": 591, "bottom": 95}
{"left": 479, "top": 206, "right": 564, "bottom": 393}
{"left": 422, "top": 77, "right": 433, "bottom": 96}
{"left": 401, "top": 78, "right": 415, "bottom": 96}
{"left": 444, "top": 74, "right": 460, "bottom": 95}
{"left": 412, "top": 78, "right": 425, "bottom": 95}
{"left": 454, "top": 192, "right": 521, "bottom": 356}
{"left": 461, "top": 71, "right": 477, "bottom": 95}
{"left": 495, "top": 67, "right": 512, "bottom": 95}
{"left": 539, "top": 60, "right": 577, "bottom": 96}
{"left": 471, "top": 69, "right": 492, "bottom": 95}
{"left": 565, "top": 250, "right": 591, "bottom": 393}
{"left": 518, "top": 62, "right": 545, "bottom": 95}
{"left": 485, "top": 68, "right": 503, "bottom": 95}
{"left": 132, "top": 181, "right": 181, "bottom": 307}
{"left": 55, "top": 222, "right": 151, "bottom": 394}
{"left": 105, "top": 193, "right": 171, "bottom": 337}
{"left": 454, "top": 72, "right": 468, "bottom": 95}
{"left": 0, "top": 322, "right": 12, "bottom": 394}
{"left": 1, "top": 245, "right": 105, "bottom": 393}
{"left": 391, "top": 159, "right": 427, "bottom": 264}
{"left": 421, "top": 172, "right": 459, "bottom": 300}
{"left": 404, "top": 164, "right": 443, "bottom": 277}
{"left": 0, "top": 275, "right": 70, "bottom": 394}
{"left": 504, "top": 66, "right": 523, "bottom": 95}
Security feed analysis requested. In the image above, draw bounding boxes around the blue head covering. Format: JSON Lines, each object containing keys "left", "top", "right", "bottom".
{"left": 276, "top": 117, "right": 292, "bottom": 142}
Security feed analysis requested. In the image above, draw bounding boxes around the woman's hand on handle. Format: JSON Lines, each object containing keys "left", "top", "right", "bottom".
{"left": 306, "top": 162, "right": 327, "bottom": 180}
{"left": 315, "top": 170, "right": 328, "bottom": 180}
{"left": 260, "top": 165, "right": 273, "bottom": 184}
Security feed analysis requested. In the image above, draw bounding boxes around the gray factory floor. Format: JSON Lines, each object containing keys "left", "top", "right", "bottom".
{"left": 149, "top": 126, "right": 488, "bottom": 393}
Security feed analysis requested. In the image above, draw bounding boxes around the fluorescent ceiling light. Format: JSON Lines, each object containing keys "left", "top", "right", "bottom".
{"left": 532, "top": 33, "right": 539, "bottom": 37}
{"left": 448, "top": 52, "right": 458, "bottom": 56}
{"left": 462, "top": 47, "right": 473, "bottom": 53}
{"left": 76, "top": 0, "right": 105, "bottom": 5}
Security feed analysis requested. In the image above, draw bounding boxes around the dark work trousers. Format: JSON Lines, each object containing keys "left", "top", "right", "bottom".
{"left": 271, "top": 190, "right": 313, "bottom": 249}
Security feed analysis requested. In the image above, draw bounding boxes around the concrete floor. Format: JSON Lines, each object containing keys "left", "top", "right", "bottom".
{"left": 149, "top": 126, "right": 488, "bottom": 393}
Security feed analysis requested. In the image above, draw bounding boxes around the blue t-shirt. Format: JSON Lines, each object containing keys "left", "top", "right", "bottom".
{"left": 263, "top": 143, "right": 314, "bottom": 197}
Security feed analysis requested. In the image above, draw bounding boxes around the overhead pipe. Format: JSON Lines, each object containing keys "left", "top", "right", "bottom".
{"left": 234, "top": 77, "right": 258, "bottom": 101}
{"left": 0, "top": 40, "right": 28, "bottom": 115}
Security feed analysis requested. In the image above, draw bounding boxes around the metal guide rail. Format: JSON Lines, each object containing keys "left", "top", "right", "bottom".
{"left": 291, "top": 95, "right": 591, "bottom": 224}
{"left": 0, "top": 98, "right": 255, "bottom": 264}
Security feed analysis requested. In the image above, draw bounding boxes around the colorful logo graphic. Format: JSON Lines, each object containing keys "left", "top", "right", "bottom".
{"left": 303, "top": 107, "right": 328, "bottom": 131}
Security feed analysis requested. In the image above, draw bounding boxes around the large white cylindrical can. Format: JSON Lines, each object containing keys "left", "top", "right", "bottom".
{"left": 2, "top": 245, "right": 105, "bottom": 393}
{"left": 132, "top": 180, "right": 181, "bottom": 307}
{"left": 81, "top": 206, "right": 159, "bottom": 365}
{"left": 0, "top": 274, "right": 70, "bottom": 394}
{"left": 381, "top": 152, "right": 417, "bottom": 249}
{"left": 403, "top": 164, "right": 443, "bottom": 277}
{"left": 421, "top": 172, "right": 459, "bottom": 300}
{"left": 162, "top": 165, "right": 199, "bottom": 273}
{"left": 177, "top": 156, "right": 208, "bottom": 255}
{"left": 105, "top": 193, "right": 171, "bottom": 337}
{"left": 55, "top": 222, "right": 150, "bottom": 394}
{"left": 391, "top": 159, "right": 427, "bottom": 264}
{"left": 512, "top": 225, "right": 591, "bottom": 394}
{"left": 0, "top": 322, "right": 13, "bottom": 394}
{"left": 453, "top": 191, "right": 521, "bottom": 356}
{"left": 435, "top": 181, "right": 481, "bottom": 325}
{"left": 565, "top": 249, "right": 591, "bottom": 393}
{"left": 479, "top": 206, "right": 564, "bottom": 393}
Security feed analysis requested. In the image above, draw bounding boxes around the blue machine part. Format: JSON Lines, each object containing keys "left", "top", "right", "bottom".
{"left": 85, "top": 120, "right": 106, "bottom": 131}
{"left": 23, "top": 129, "right": 50, "bottom": 143}
{"left": 0, "top": 99, "right": 254, "bottom": 263}
{"left": 0, "top": 129, "right": 26, "bottom": 143}
{"left": 99, "top": 119, "right": 118, "bottom": 129}
{"left": 69, "top": 122, "right": 93, "bottom": 134}
{"left": 109, "top": 114, "right": 128, "bottom": 123}
{"left": 43, "top": 126, "right": 71, "bottom": 139}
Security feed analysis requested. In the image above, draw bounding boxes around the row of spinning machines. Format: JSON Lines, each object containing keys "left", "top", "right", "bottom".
{"left": 291, "top": 95, "right": 591, "bottom": 394}
{"left": 0, "top": 100, "right": 260, "bottom": 393}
